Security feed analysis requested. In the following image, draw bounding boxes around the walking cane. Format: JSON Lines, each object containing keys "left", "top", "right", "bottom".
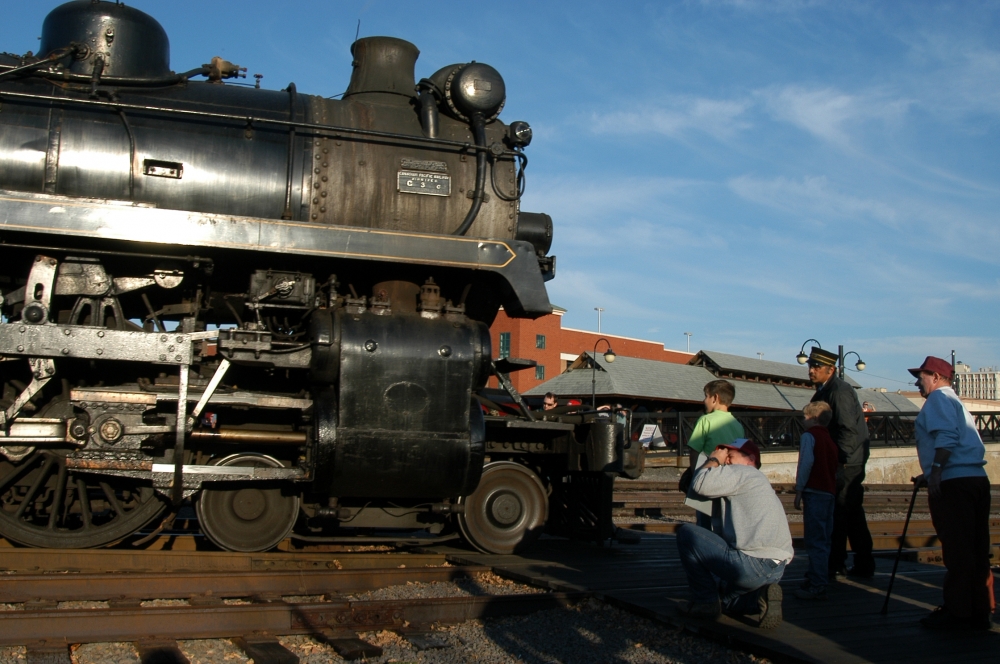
{"left": 881, "top": 476, "right": 923, "bottom": 615}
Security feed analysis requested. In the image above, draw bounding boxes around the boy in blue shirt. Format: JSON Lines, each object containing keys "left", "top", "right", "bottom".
{"left": 793, "top": 401, "right": 838, "bottom": 600}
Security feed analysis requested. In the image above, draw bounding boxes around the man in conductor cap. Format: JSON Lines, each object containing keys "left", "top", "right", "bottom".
{"left": 910, "top": 356, "right": 993, "bottom": 630}
{"left": 806, "top": 347, "right": 876, "bottom": 579}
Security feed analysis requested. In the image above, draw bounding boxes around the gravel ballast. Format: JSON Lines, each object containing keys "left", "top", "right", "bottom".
{"left": 0, "top": 576, "right": 768, "bottom": 664}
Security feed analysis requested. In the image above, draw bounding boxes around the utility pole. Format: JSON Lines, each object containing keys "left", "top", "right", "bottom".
{"left": 952, "top": 349, "right": 958, "bottom": 394}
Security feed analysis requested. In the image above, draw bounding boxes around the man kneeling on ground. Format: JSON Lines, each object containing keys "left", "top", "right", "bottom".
{"left": 676, "top": 439, "right": 793, "bottom": 629}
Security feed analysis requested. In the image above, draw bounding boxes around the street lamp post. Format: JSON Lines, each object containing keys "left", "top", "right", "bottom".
{"left": 594, "top": 307, "right": 604, "bottom": 333}
{"left": 796, "top": 339, "right": 866, "bottom": 379}
{"left": 591, "top": 338, "right": 616, "bottom": 410}
{"left": 684, "top": 332, "right": 692, "bottom": 353}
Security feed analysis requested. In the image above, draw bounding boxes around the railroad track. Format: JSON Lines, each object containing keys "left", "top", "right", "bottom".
{"left": 0, "top": 555, "right": 586, "bottom": 659}
{"left": 612, "top": 480, "right": 1000, "bottom": 518}
{"left": 0, "top": 544, "right": 445, "bottom": 573}
{"left": 614, "top": 479, "right": 1000, "bottom": 559}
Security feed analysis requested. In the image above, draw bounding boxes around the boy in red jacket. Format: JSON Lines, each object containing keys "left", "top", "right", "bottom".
{"left": 794, "top": 401, "right": 839, "bottom": 599}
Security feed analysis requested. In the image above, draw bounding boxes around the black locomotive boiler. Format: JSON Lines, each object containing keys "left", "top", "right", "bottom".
{"left": 0, "top": 1, "right": 641, "bottom": 554}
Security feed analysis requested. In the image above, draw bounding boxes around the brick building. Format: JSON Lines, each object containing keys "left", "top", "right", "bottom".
{"left": 488, "top": 306, "right": 694, "bottom": 392}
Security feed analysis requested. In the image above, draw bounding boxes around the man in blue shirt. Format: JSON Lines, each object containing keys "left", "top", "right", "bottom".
{"left": 910, "top": 356, "right": 993, "bottom": 631}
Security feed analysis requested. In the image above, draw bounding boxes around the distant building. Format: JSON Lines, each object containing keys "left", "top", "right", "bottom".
{"left": 524, "top": 349, "right": 913, "bottom": 413}
{"left": 954, "top": 364, "right": 1000, "bottom": 400}
{"left": 488, "top": 306, "right": 693, "bottom": 392}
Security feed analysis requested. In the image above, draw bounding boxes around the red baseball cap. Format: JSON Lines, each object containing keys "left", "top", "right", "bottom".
{"left": 716, "top": 438, "right": 761, "bottom": 469}
{"left": 908, "top": 356, "right": 953, "bottom": 380}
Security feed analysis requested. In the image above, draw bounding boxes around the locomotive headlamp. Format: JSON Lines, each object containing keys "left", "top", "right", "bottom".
{"left": 508, "top": 121, "right": 532, "bottom": 148}
{"left": 443, "top": 63, "right": 507, "bottom": 122}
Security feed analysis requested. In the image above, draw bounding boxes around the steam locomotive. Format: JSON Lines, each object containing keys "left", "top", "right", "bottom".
{"left": 0, "top": 1, "right": 641, "bottom": 554}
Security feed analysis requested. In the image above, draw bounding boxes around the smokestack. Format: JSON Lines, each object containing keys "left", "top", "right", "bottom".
{"left": 344, "top": 37, "right": 418, "bottom": 99}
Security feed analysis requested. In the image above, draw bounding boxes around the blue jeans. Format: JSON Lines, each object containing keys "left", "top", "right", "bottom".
{"left": 676, "top": 523, "right": 787, "bottom": 614}
{"left": 802, "top": 490, "right": 835, "bottom": 590}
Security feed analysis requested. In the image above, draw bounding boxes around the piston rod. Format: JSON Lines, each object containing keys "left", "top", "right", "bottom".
{"left": 190, "top": 428, "right": 307, "bottom": 445}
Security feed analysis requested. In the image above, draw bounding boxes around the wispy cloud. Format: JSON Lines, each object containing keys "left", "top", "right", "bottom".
{"left": 758, "top": 86, "right": 911, "bottom": 148}
{"left": 583, "top": 85, "right": 911, "bottom": 151}
{"left": 697, "top": 0, "right": 831, "bottom": 11}
{"left": 589, "top": 97, "right": 753, "bottom": 141}
{"left": 727, "top": 174, "right": 899, "bottom": 225}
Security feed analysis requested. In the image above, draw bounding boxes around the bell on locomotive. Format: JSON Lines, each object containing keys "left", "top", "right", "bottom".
{"left": 0, "top": 1, "right": 640, "bottom": 558}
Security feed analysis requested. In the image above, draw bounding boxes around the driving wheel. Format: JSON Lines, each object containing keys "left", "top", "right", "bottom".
{"left": 195, "top": 453, "right": 300, "bottom": 552}
{"left": 457, "top": 461, "right": 548, "bottom": 554}
{"left": 0, "top": 450, "right": 166, "bottom": 548}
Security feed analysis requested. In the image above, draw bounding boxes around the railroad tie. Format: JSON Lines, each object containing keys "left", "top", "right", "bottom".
{"left": 319, "top": 633, "right": 383, "bottom": 661}
{"left": 402, "top": 631, "right": 450, "bottom": 651}
{"left": 187, "top": 594, "right": 224, "bottom": 607}
{"left": 108, "top": 597, "right": 143, "bottom": 609}
{"left": 232, "top": 635, "right": 299, "bottom": 664}
{"left": 24, "top": 642, "right": 70, "bottom": 664}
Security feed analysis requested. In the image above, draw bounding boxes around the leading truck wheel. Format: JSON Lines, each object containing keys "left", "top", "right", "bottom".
{"left": 0, "top": 451, "right": 166, "bottom": 548}
{"left": 195, "top": 453, "right": 300, "bottom": 552}
{"left": 457, "top": 461, "right": 548, "bottom": 554}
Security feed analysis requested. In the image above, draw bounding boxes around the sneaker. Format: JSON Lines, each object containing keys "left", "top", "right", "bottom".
{"left": 677, "top": 600, "right": 721, "bottom": 620}
{"left": 794, "top": 586, "right": 828, "bottom": 600}
{"left": 828, "top": 566, "right": 846, "bottom": 582}
{"left": 920, "top": 607, "right": 964, "bottom": 631}
{"left": 757, "top": 584, "right": 783, "bottom": 629}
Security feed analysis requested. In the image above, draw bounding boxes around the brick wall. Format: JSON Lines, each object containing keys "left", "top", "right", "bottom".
{"left": 488, "top": 308, "right": 694, "bottom": 391}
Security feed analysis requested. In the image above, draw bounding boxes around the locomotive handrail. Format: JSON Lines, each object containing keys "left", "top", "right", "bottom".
{"left": 0, "top": 61, "right": 212, "bottom": 87}
{"left": 0, "top": 89, "right": 524, "bottom": 158}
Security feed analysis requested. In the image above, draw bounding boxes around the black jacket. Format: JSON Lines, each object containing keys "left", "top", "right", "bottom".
{"left": 810, "top": 375, "right": 870, "bottom": 466}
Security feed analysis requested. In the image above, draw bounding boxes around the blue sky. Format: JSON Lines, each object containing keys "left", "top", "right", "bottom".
{"left": 4, "top": 1, "right": 999, "bottom": 390}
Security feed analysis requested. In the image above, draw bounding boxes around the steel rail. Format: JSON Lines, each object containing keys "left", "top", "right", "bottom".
{"left": 0, "top": 591, "right": 588, "bottom": 646}
{"left": 623, "top": 518, "right": 1000, "bottom": 551}
{"left": 0, "top": 565, "right": 491, "bottom": 604}
{"left": 0, "top": 548, "right": 448, "bottom": 573}
{"left": 613, "top": 480, "right": 1000, "bottom": 493}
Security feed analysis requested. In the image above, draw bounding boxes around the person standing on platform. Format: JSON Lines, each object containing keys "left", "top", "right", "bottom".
{"left": 806, "top": 347, "right": 876, "bottom": 578}
{"left": 676, "top": 439, "right": 793, "bottom": 629}
{"left": 682, "top": 380, "right": 745, "bottom": 528}
{"left": 793, "top": 401, "right": 838, "bottom": 600}
{"left": 910, "top": 356, "right": 994, "bottom": 631}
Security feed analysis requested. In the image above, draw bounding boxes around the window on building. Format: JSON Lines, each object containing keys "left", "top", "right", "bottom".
{"left": 499, "top": 332, "right": 510, "bottom": 359}
{"left": 535, "top": 365, "right": 545, "bottom": 380}
{"left": 536, "top": 334, "right": 546, "bottom": 349}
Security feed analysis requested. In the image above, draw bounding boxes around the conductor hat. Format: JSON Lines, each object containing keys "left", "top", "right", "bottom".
{"left": 807, "top": 347, "right": 838, "bottom": 368}
{"left": 908, "top": 356, "right": 953, "bottom": 380}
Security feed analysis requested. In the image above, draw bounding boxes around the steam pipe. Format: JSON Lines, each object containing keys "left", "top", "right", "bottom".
{"left": 417, "top": 78, "right": 439, "bottom": 139}
{"left": 452, "top": 113, "right": 487, "bottom": 236}
{"left": 281, "top": 82, "right": 297, "bottom": 220}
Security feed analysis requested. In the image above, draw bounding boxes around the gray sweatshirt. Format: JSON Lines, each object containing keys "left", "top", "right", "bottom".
{"left": 690, "top": 464, "right": 794, "bottom": 562}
